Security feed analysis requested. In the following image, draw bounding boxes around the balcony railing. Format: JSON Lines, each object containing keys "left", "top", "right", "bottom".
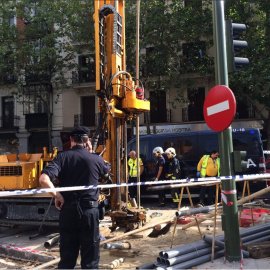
{"left": 72, "top": 68, "right": 95, "bottom": 84}
{"left": 0, "top": 115, "right": 20, "bottom": 130}
{"left": 1, "top": 74, "right": 16, "bottom": 84}
{"left": 74, "top": 114, "right": 98, "bottom": 127}
{"left": 25, "top": 113, "right": 48, "bottom": 129}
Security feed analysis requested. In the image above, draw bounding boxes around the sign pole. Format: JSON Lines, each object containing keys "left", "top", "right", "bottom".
{"left": 212, "top": 0, "right": 241, "bottom": 262}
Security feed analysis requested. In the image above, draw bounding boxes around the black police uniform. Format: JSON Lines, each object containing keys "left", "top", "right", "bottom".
{"left": 41, "top": 127, "right": 111, "bottom": 269}
{"left": 154, "top": 155, "right": 166, "bottom": 205}
{"left": 166, "top": 156, "right": 180, "bottom": 203}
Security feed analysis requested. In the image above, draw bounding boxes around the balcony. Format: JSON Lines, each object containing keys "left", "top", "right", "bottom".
{"left": 74, "top": 114, "right": 98, "bottom": 127}
{"left": 25, "top": 113, "right": 48, "bottom": 129}
{"left": 25, "top": 72, "right": 50, "bottom": 83}
{"left": 0, "top": 115, "right": 20, "bottom": 130}
{"left": 2, "top": 74, "right": 16, "bottom": 84}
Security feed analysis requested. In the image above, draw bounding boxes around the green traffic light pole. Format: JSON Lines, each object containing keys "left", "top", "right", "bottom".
{"left": 212, "top": 0, "right": 241, "bottom": 262}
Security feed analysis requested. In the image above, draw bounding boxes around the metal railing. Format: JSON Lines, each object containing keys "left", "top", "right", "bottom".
{"left": 74, "top": 114, "right": 98, "bottom": 127}
{"left": 0, "top": 115, "right": 20, "bottom": 129}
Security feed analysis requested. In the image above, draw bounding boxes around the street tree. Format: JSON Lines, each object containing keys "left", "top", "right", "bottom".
{"left": 225, "top": 0, "right": 270, "bottom": 149}
{"left": 0, "top": 0, "right": 95, "bottom": 152}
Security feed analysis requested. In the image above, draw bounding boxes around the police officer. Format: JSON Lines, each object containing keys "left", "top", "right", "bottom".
{"left": 128, "top": 150, "right": 144, "bottom": 200}
{"left": 197, "top": 150, "right": 220, "bottom": 206}
{"left": 153, "top": 146, "right": 166, "bottom": 206}
{"left": 39, "top": 126, "right": 111, "bottom": 269}
{"left": 165, "top": 147, "right": 180, "bottom": 206}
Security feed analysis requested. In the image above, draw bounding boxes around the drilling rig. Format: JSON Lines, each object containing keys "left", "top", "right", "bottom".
{"left": 92, "top": 1, "right": 150, "bottom": 229}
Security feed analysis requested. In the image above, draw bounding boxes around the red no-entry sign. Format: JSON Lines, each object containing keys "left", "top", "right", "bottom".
{"left": 203, "top": 85, "right": 236, "bottom": 132}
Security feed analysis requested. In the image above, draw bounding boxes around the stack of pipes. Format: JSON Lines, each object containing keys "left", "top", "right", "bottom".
{"left": 136, "top": 222, "right": 270, "bottom": 270}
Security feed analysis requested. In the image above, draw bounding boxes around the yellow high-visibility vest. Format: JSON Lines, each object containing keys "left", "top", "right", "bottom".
{"left": 128, "top": 158, "right": 142, "bottom": 177}
{"left": 200, "top": 155, "right": 220, "bottom": 177}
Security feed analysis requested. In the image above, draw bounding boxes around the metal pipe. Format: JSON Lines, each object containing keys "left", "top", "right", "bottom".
{"left": 135, "top": 261, "right": 156, "bottom": 269}
{"left": 166, "top": 250, "right": 224, "bottom": 270}
{"left": 243, "top": 235, "right": 270, "bottom": 246}
{"left": 161, "top": 222, "right": 270, "bottom": 259}
{"left": 203, "top": 235, "right": 249, "bottom": 258}
{"left": 147, "top": 180, "right": 221, "bottom": 191}
{"left": 241, "top": 229, "right": 270, "bottom": 243}
{"left": 162, "top": 239, "right": 223, "bottom": 259}
{"left": 166, "top": 247, "right": 221, "bottom": 267}
{"left": 165, "top": 231, "right": 270, "bottom": 270}
{"left": 44, "top": 234, "right": 60, "bottom": 249}
{"left": 175, "top": 205, "right": 223, "bottom": 217}
{"left": 103, "top": 242, "right": 131, "bottom": 250}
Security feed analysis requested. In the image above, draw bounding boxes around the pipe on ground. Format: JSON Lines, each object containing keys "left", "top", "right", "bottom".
{"left": 44, "top": 235, "right": 60, "bottom": 249}
{"left": 203, "top": 235, "right": 249, "bottom": 258}
{"left": 103, "top": 242, "right": 131, "bottom": 250}
{"left": 165, "top": 246, "right": 221, "bottom": 266}
{"left": 166, "top": 250, "right": 224, "bottom": 270}
{"left": 135, "top": 261, "right": 157, "bottom": 269}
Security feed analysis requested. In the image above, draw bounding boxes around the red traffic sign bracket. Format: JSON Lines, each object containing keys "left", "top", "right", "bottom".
{"left": 203, "top": 85, "right": 236, "bottom": 132}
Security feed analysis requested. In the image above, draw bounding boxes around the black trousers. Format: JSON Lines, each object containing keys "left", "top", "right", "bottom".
{"left": 58, "top": 204, "right": 100, "bottom": 269}
{"left": 199, "top": 176, "right": 216, "bottom": 204}
{"left": 128, "top": 176, "right": 138, "bottom": 199}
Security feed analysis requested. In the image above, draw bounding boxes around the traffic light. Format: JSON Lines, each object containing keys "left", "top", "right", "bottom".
{"left": 233, "top": 151, "right": 248, "bottom": 172}
{"left": 226, "top": 19, "right": 249, "bottom": 72}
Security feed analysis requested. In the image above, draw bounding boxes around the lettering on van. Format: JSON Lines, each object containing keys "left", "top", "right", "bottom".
{"left": 247, "top": 158, "right": 257, "bottom": 168}
{"left": 139, "top": 127, "right": 192, "bottom": 134}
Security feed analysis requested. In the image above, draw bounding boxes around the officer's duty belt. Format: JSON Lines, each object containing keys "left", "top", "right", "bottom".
{"left": 80, "top": 200, "right": 99, "bottom": 208}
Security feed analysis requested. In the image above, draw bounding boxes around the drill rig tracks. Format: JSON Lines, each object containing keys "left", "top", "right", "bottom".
{"left": 0, "top": 197, "right": 59, "bottom": 227}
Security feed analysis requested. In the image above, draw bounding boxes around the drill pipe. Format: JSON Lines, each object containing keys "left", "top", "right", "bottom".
{"left": 175, "top": 205, "right": 223, "bottom": 217}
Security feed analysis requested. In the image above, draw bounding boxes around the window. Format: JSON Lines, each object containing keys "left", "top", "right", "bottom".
{"left": 78, "top": 54, "right": 95, "bottom": 83}
{"left": 181, "top": 42, "right": 206, "bottom": 73}
{"left": 23, "top": 84, "right": 51, "bottom": 114}
{"left": 144, "top": 47, "right": 168, "bottom": 76}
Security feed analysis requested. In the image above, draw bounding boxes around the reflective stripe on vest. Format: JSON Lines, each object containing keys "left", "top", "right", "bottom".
{"left": 200, "top": 155, "right": 220, "bottom": 178}
{"left": 128, "top": 158, "right": 141, "bottom": 177}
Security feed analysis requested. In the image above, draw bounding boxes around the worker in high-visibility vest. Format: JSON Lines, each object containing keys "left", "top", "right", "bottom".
{"left": 128, "top": 150, "right": 144, "bottom": 200}
{"left": 197, "top": 150, "right": 220, "bottom": 207}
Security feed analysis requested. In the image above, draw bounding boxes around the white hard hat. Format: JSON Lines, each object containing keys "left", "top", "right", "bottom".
{"left": 153, "top": 146, "right": 164, "bottom": 155}
{"left": 165, "top": 147, "right": 176, "bottom": 157}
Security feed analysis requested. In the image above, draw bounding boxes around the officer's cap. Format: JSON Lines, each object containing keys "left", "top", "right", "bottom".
{"left": 70, "top": 126, "right": 90, "bottom": 137}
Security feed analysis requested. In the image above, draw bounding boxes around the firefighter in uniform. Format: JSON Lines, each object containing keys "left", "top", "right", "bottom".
{"left": 197, "top": 150, "right": 220, "bottom": 206}
{"left": 128, "top": 150, "right": 144, "bottom": 200}
{"left": 165, "top": 147, "right": 180, "bottom": 206}
{"left": 39, "top": 126, "right": 111, "bottom": 269}
{"left": 153, "top": 146, "right": 166, "bottom": 206}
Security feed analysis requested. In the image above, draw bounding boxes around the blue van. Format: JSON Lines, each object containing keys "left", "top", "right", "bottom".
{"left": 127, "top": 128, "right": 266, "bottom": 195}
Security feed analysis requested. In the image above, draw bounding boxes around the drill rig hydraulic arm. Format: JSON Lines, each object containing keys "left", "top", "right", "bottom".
{"left": 92, "top": 1, "right": 150, "bottom": 212}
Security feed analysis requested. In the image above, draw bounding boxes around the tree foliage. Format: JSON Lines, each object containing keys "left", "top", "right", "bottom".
{"left": 0, "top": 0, "right": 95, "bottom": 151}
{"left": 125, "top": 0, "right": 213, "bottom": 105}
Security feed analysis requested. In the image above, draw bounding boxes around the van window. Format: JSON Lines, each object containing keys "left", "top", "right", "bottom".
{"left": 127, "top": 139, "right": 148, "bottom": 162}
{"left": 175, "top": 138, "right": 195, "bottom": 156}
{"left": 199, "top": 134, "right": 218, "bottom": 157}
{"left": 154, "top": 137, "right": 178, "bottom": 152}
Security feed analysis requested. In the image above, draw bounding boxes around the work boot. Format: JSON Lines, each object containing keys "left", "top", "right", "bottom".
{"left": 197, "top": 200, "right": 204, "bottom": 208}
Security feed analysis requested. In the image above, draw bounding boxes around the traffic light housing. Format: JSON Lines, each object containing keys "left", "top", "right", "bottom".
{"left": 233, "top": 151, "right": 248, "bottom": 172}
{"left": 226, "top": 19, "right": 249, "bottom": 72}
